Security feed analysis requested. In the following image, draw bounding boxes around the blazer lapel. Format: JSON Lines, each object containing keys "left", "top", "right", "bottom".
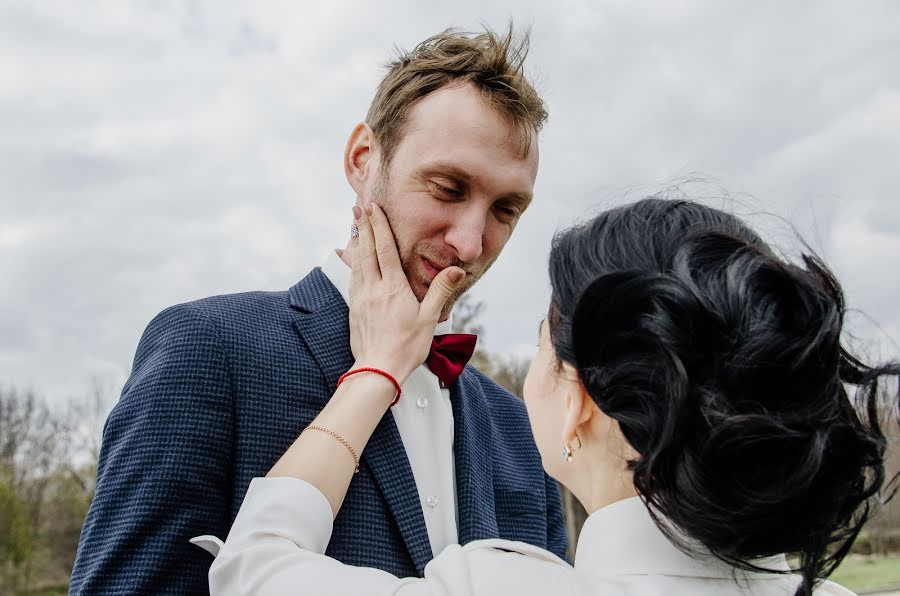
{"left": 364, "top": 416, "right": 434, "bottom": 574}
{"left": 289, "top": 272, "right": 354, "bottom": 406}
{"left": 451, "top": 369, "right": 499, "bottom": 544}
{"left": 288, "top": 268, "right": 432, "bottom": 573}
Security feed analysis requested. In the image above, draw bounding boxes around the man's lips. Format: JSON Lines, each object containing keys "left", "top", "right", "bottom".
{"left": 421, "top": 256, "right": 444, "bottom": 279}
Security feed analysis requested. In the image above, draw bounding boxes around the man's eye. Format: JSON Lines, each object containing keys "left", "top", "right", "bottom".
{"left": 430, "top": 181, "right": 463, "bottom": 198}
{"left": 496, "top": 205, "right": 521, "bottom": 219}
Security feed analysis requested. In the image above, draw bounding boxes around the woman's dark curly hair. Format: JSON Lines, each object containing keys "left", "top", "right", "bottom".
{"left": 547, "top": 197, "right": 900, "bottom": 595}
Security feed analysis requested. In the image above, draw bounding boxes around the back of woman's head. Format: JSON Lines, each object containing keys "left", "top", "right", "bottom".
{"left": 548, "top": 197, "right": 900, "bottom": 595}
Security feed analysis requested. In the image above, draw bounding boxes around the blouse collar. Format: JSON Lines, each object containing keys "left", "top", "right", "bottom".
{"left": 574, "top": 497, "right": 791, "bottom": 580}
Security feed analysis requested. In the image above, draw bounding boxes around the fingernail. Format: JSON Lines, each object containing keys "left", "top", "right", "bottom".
{"left": 352, "top": 206, "right": 362, "bottom": 220}
{"left": 448, "top": 269, "right": 465, "bottom": 283}
{"left": 366, "top": 204, "right": 374, "bottom": 216}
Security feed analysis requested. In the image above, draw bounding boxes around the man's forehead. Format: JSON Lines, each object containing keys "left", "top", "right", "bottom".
{"left": 401, "top": 84, "right": 539, "bottom": 160}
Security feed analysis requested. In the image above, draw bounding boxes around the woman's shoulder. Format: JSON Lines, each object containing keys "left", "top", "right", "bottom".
{"left": 461, "top": 538, "right": 571, "bottom": 565}
{"left": 416, "top": 538, "right": 575, "bottom": 596}
{"left": 815, "top": 580, "right": 857, "bottom": 595}
{"left": 419, "top": 540, "right": 860, "bottom": 596}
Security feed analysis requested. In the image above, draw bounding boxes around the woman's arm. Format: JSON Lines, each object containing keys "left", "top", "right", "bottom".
{"left": 207, "top": 203, "right": 468, "bottom": 595}
{"left": 209, "top": 478, "right": 570, "bottom": 596}
{"left": 210, "top": 477, "right": 422, "bottom": 595}
{"left": 265, "top": 370, "right": 395, "bottom": 514}
{"left": 268, "top": 201, "right": 465, "bottom": 515}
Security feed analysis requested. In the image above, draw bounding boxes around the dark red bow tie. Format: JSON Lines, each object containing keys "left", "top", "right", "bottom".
{"left": 426, "top": 334, "right": 477, "bottom": 387}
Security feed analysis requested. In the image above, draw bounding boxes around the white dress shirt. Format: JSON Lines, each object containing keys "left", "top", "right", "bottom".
{"left": 197, "top": 477, "right": 857, "bottom": 596}
{"left": 320, "top": 249, "right": 459, "bottom": 556}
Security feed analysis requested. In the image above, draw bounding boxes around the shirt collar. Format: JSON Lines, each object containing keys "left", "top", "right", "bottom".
{"left": 320, "top": 249, "right": 453, "bottom": 335}
{"left": 575, "top": 496, "right": 791, "bottom": 579}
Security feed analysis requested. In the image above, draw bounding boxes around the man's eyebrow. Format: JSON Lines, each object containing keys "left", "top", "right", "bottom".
{"left": 508, "top": 192, "right": 533, "bottom": 208}
{"left": 420, "top": 164, "right": 472, "bottom": 181}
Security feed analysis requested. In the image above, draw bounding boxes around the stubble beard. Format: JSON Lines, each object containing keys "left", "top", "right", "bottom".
{"left": 371, "top": 169, "right": 487, "bottom": 320}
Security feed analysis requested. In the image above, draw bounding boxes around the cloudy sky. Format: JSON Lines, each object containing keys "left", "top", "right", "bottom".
{"left": 2, "top": 0, "right": 898, "bottom": 409}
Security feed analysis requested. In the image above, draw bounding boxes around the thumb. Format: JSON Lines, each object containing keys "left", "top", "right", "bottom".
{"left": 421, "top": 267, "right": 465, "bottom": 319}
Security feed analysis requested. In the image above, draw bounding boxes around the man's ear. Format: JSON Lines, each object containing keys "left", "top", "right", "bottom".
{"left": 344, "top": 122, "right": 378, "bottom": 200}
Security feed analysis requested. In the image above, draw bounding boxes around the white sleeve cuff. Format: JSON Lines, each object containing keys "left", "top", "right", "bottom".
{"left": 226, "top": 476, "right": 334, "bottom": 554}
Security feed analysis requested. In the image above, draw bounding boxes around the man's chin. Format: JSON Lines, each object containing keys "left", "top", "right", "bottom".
{"left": 411, "top": 276, "right": 460, "bottom": 309}
{"left": 409, "top": 275, "right": 432, "bottom": 303}
{"left": 406, "top": 258, "right": 477, "bottom": 310}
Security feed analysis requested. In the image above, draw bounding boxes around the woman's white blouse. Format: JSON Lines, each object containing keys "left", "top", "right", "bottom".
{"left": 193, "top": 477, "right": 856, "bottom": 596}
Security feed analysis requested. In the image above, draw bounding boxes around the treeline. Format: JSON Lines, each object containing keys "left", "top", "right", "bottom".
{"left": 1, "top": 386, "right": 106, "bottom": 594}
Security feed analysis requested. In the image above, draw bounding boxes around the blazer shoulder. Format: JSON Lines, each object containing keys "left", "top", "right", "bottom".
{"left": 464, "top": 367, "right": 523, "bottom": 405}
{"left": 146, "top": 289, "right": 292, "bottom": 337}
{"left": 181, "top": 289, "right": 291, "bottom": 319}
{"left": 463, "top": 366, "right": 529, "bottom": 423}
{"left": 130, "top": 289, "right": 295, "bottom": 376}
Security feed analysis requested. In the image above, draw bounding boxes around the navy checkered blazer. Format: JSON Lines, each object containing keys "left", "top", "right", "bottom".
{"left": 70, "top": 268, "right": 567, "bottom": 594}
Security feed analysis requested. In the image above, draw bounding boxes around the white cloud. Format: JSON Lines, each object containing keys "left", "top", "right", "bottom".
{"left": 1, "top": 0, "right": 898, "bottom": 403}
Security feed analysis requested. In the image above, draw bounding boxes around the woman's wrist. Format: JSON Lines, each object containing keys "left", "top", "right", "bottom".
{"left": 349, "top": 360, "right": 413, "bottom": 391}
{"left": 338, "top": 364, "right": 400, "bottom": 408}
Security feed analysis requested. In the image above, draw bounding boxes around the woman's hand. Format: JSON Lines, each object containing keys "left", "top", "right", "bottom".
{"left": 348, "top": 203, "right": 465, "bottom": 384}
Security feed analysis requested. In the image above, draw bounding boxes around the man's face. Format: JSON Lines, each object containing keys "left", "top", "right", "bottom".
{"left": 368, "top": 83, "right": 539, "bottom": 316}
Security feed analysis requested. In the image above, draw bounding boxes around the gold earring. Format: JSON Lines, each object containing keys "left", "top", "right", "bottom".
{"left": 562, "top": 434, "right": 582, "bottom": 462}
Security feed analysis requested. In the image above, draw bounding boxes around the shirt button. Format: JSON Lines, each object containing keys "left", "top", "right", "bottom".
{"left": 416, "top": 396, "right": 429, "bottom": 408}
{"left": 426, "top": 496, "right": 439, "bottom": 508}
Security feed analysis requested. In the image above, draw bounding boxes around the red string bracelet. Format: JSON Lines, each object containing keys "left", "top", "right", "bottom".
{"left": 337, "top": 367, "right": 402, "bottom": 406}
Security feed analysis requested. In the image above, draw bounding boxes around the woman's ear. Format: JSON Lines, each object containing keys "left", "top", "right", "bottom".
{"left": 344, "top": 122, "right": 378, "bottom": 199}
{"left": 561, "top": 375, "right": 595, "bottom": 446}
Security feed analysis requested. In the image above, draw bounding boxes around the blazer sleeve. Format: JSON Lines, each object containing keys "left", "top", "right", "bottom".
{"left": 544, "top": 472, "right": 569, "bottom": 561}
{"left": 70, "top": 302, "right": 235, "bottom": 595}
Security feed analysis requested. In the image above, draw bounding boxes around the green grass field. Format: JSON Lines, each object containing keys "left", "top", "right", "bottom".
{"left": 19, "top": 555, "right": 900, "bottom": 595}
{"left": 831, "top": 555, "right": 900, "bottom": 592}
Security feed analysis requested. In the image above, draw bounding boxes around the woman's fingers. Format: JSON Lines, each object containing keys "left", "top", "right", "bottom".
{"left": 357, "top": 203, "right": 381, "bottom": 284}
{"left": 349, "top": 205, "right": 363, "bottom": 300}
{"left": 368, "top": 203, "right": 404, "bottom": 282}
{"left": 421, "top": 266, "right": 466, "bottom": 322}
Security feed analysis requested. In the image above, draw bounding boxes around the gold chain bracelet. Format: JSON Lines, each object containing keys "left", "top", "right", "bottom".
{"left": 304, "top": 425, "right": 360, "bottom": 474}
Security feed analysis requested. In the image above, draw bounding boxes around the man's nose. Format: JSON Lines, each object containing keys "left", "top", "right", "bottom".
{"left": 444, "top": 207, "right": 485, "bottom": 264}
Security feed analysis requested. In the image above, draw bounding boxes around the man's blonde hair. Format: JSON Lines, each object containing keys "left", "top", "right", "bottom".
{"left": 366, "top": 26, "right": 547, "bottom": 167}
